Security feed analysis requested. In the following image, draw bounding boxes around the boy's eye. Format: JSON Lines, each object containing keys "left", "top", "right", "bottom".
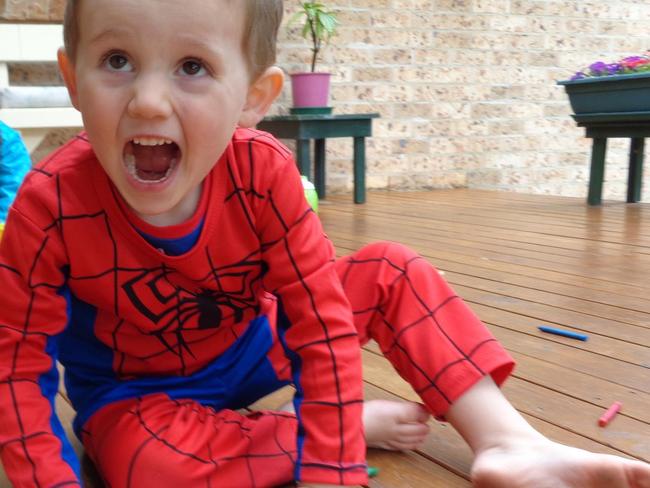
{"left": 104, "top": 53, "right": 132, "bottom": 71}
{"left": 180, "top": 59, "right": 207, "bottom": 77}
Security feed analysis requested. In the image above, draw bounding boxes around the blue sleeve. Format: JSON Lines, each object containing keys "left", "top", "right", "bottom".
{"left": 0, "top": 122, "right": 31, "bottom": 222}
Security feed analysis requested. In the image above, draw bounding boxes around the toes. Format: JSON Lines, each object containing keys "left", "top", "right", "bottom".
{"left": 630, "top": 460, "right": 650, "bottom": 488}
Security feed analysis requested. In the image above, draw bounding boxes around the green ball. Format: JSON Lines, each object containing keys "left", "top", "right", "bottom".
{"left": 301, "top": 176, "right": 319, "bottom": 213}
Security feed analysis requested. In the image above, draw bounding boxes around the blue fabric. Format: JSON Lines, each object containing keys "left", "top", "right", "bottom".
{"left": 58, "top": 290, "right": 288, "bottom": 437}
{"left": 0, "top": 121, "right": 31, "bottom": 222}
{"left": 138, "top": 219, "right": 204, "bottom": 255}
{"left": 276, "top": 298, "right": 305, "bottom": 481}
{"left": 33, "top": 283, "right": 82, "bottom": 479}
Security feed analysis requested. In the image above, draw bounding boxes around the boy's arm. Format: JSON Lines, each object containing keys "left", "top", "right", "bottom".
{"left": 255, "top": 153, "right": 368, "bottom": 486}
{"left": 0, "top": 208, "right": 81, "bottom": 486}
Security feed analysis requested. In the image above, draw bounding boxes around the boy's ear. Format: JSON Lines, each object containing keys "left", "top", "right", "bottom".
{"left": 57, "top": 48, "right": 80, "bottom": 110}
{"left": 238, "top": 66, "right": 284, "bottom": 128}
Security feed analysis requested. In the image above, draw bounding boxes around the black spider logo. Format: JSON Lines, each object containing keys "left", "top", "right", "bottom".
{"left": 122, "top": 267, "right": 252, "bottom": 333}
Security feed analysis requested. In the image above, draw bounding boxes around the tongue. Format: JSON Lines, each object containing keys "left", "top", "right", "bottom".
{"left": 127, "top": 143, "right": 178, "bottom": 180}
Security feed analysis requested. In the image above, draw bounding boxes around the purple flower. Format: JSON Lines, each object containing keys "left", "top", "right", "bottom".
{"left": 606, "top": 63, "right": 623, "bottom": 74}
{"left": 567, "top": 52, "right": 650, "bottom": 81}
{"left": 588, "top": 61, "right": 609, "bottom": 76}
{"left": 570, "top": 72, "right": 587, "bottom": 80}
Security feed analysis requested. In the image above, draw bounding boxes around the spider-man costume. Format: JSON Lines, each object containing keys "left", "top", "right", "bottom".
{"left": 0, "top": 128, "right": 514, "bottom": 487}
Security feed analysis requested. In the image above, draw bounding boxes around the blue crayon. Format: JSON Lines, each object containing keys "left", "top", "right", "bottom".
{"left": 538, "top": 326, "right": 588, "bottom": 341}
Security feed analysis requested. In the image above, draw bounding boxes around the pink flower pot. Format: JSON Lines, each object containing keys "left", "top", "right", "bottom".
{"left": 290, "top": 72, "right": 331, "bottom": 108}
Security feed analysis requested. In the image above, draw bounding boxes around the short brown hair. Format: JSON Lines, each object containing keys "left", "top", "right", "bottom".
{"left": 63, "top": 0, "right": 283, "bottom": 80}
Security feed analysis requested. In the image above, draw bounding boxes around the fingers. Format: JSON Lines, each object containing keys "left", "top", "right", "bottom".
{"left": 395, "top": 421, "right": 430, "bottom": 437}
{"left": 398, "top": 402, "right": 431, "bottom": 423}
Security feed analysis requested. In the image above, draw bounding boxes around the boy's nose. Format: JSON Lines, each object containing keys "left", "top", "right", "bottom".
{"left": 127, "top": 74, "right": 173, "bottom": 120}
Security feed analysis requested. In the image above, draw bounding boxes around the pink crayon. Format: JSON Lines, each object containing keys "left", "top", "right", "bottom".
{"left": 598, "top": 401, "right": 622, "bottom": 427}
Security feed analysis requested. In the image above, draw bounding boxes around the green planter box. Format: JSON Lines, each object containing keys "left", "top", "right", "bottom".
{"left": 558, "top": 72, "right": 650, "bottom": 115}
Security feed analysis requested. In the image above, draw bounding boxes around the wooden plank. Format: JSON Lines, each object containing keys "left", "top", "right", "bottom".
{"left": 365, "top": 447, "right": 470, "bottom": 487}
{"left": 367, "top": 192, "right": 650, "bottom": 232}
{"left": 404, "top": 254, "right": 650, "bottom": 315}
{"left": 507, "top": 351, "right": 650, "bottom": 423}
{"left": 445, "top": 271, "right": 650, "bottom": 329}
{"left": 325, "top": 219, "right": 649, "bottom": 286}
{"left": 453, "top": 284, "right": 650, "bottom": 352}
{"left": 365, "top": 191, "right": 650, "bottom": 241}
{"left": 324, "top": 200, "right": 650, "bottom": 250}
{"left": 325, "top": 207, "right": 650, "bottom": 262}
{"left": 329, "top": 233, "right": 650, "bottom": 301}
{"left": 467, "top": 295, "right": 648, "bottom": 367}
{"left": 332, "top": 239, "right": 650, "bottom": 316}
{"left": 485, "top": 318, "right": 650, "bottom": 393}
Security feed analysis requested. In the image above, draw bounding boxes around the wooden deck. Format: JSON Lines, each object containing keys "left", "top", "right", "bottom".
{"left": 317, "top": 189, "right": 650, "bottom": 487}
{"left": 1, "top": 189, "right": 648, "bottom": 487}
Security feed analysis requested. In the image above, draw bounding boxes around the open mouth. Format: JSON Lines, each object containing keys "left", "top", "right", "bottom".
{"left": 123, "top": 137, "right": 181, "bottom": 184}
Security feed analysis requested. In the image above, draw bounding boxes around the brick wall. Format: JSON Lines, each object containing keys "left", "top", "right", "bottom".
{"left": 4, "top": 0, "right": 650, "bottom": 200}
{"left": 276, "top": 0, "right": 650, "bottom": 200}
{"left": 0, "top": 0, "right": 63, "bottom": 20}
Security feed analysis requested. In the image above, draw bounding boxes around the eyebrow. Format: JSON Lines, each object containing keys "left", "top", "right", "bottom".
{"left": 88, "top": 27, "right": 134, "bottom": 46}
{"left": 174, "top": 35, "right": 226, "bottom": 59}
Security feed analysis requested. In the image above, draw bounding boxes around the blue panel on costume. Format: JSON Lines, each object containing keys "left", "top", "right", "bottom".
{"left": 36, "top": 285, "right": 82, "bottom": 478}
{"left": 59, "top": 289, "right": 288, "bottom": 436}
{"left": 276, "top": 297, "right": 305, "bottom": 481}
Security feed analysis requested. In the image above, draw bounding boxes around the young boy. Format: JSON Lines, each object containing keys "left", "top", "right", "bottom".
{"left": 0, "top": 0, "right": 648, "bottom": 487}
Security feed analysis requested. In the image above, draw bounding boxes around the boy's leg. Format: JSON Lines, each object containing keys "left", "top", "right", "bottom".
{"left": 82, "top": 393, "right": 298, "bottom": 488}
{"left": 336, "top": 242, "right": 650, "bottom": 487}
{"left": 334, "top": 241, "right": 514, "bottom": 418}
{"left": 448, "top": 375, "right": 650, "bottom": 488}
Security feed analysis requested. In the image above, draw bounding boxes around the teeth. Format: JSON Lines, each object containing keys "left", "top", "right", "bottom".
{"left": 132, "top": 137, "right": 173, "bottom": 146}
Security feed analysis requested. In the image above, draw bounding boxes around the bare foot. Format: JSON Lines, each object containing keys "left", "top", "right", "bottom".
{"left": 471, "top": 437, "right": 650, "bottom": 488}
{"left": 279, "top": 398, "right": 431, "bottom": 452}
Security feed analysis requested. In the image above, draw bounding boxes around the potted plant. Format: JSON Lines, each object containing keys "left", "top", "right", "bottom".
{"left": 558, "top": 53, "right": 650, "bottom": 206}
{"left": 558, "top": 53, "right": 650, "bottom": 116}
{"left": 287, "top": 2, "right": 339, "bottom": 113}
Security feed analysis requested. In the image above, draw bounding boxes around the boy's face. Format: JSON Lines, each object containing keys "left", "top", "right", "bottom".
{"left": 60, "top": 0, "right": 274, "bottom": 225}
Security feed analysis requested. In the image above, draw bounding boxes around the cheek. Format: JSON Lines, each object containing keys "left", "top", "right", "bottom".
{"left": 78, "top": 87, "right": 116, "bottom": 131}
{"left": 181, "top": 99, "right": 240, "bottom": 145}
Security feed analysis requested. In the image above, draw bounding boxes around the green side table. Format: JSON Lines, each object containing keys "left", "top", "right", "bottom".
{"left": 573, "top": 112, "right": 647, "bottom": 205}
{"left": 257, "top": 113, "right": 380, "bottom": 204}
